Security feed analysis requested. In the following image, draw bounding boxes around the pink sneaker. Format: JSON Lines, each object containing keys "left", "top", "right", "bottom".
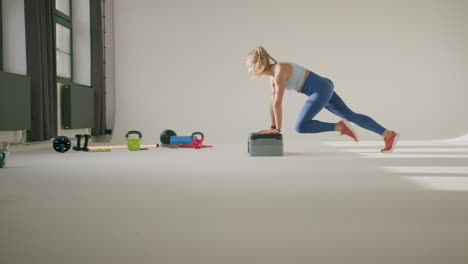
{"left": 338, "top": 120, "right": 358, "bottom": 142}
{"left": 381, "top": 131, "right": 400, "bottom": 153}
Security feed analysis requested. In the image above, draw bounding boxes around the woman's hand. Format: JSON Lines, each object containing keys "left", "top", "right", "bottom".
{"left": 256, "top": 129, "right": 271, "bottom": 134}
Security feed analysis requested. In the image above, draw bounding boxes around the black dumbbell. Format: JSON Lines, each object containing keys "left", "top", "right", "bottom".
{"left": 73, "top": 134, "right": 83, "bottom": 151}
{"left": 82, "top": 134, "right": 91, "bottom": 151}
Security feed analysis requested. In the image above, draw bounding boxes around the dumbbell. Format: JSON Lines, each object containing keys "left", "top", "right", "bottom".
{"left": 73, "top": 134, "right": 83, "bottom": 151}
{"left": 82, "top": 134, "right": 91, "bottom": 151}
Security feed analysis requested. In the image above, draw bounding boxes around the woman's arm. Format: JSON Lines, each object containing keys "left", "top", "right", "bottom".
{"left": 269, "top": 79, "right": 276, "bottom": 128}
{"left": 272, "top": 66, "right": 287, "bottom": 131}
{"left": 257, "top": 81, "right": 277, "bottom": 134}
{"left": 258, "top": 66, "right": 286, "bottom": 134}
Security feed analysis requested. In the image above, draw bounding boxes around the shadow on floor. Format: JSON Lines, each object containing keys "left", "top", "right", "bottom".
{"left": 284, "top": 151, "right": 348, "bottom": 157}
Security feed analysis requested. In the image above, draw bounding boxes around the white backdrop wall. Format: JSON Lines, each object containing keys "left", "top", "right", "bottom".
{"left": 113, "top": 0, "right": 468, "bottom": 144}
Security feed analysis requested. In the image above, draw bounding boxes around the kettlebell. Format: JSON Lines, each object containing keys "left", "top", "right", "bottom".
{"left": 126, "top": 131, "right": 142, "bottom": 151}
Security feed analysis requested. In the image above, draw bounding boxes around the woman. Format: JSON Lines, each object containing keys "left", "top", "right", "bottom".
{"left": 246, "top": 46, "right": 399, "bottom": 153}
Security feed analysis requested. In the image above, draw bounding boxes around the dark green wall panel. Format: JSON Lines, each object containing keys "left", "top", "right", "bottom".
{"left": 0, "top": 71, "right": 31, "bottom": 130}
{"left": 61, "top": 84, "right": 94, "bottom": 129}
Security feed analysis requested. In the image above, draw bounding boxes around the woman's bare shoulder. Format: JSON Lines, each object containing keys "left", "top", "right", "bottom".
{"left": 274, "top": 63, "right": 291, "bottom": 80}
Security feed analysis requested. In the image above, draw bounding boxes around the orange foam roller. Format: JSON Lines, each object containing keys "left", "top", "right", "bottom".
{"left": 87, "top": 144, "right": 159, "bottom": 150}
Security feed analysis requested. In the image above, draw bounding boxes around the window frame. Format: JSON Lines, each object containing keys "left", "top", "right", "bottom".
{"left": 54, "top": 0, "right": 73, "bottom": 84}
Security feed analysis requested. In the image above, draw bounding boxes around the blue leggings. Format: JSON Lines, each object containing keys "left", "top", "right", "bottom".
{"left": 295, "top": 72, "right": 386, "bottom": 135}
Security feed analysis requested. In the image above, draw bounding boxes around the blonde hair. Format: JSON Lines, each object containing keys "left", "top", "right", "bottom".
{"left": 246, "top": 46, "right": 277, "bottom": 79}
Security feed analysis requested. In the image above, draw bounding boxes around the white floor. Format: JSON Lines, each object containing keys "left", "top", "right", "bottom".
{"left": 1, "top": 140, "right": 468, "bottom": 264}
